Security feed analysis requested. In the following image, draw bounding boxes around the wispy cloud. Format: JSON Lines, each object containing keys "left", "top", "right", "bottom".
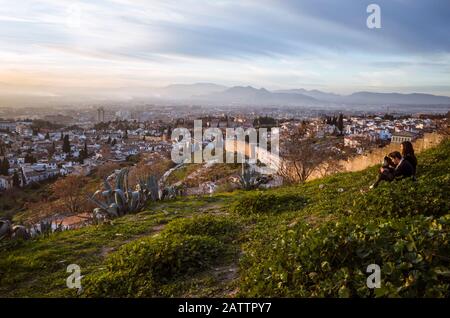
{"left": 0, "top": 0, "right": 449, "bottom": 96}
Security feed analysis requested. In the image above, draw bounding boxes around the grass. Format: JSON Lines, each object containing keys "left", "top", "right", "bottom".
{"left": 0, "top": 138, "right": 449, "bottom": 297}
{"left": 165, "top": 164, "right": 201, "bottom": 185}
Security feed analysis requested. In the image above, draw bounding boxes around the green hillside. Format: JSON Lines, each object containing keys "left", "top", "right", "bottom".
{"left": 1, "top": 139, "right": 449, "bottom": 297}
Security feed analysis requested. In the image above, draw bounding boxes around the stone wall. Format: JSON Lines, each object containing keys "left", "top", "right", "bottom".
{"left": 308, "top": 132, "right": 445, "bottom": 180}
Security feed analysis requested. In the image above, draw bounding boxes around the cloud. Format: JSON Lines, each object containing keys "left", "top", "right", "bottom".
{"left": 0, "top": 0, "right": 449, "bottom": 96}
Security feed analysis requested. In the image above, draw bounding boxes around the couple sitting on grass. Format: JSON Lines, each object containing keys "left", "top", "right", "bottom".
{"left": 370, "top": 141, "right": 417, "bottom": 189}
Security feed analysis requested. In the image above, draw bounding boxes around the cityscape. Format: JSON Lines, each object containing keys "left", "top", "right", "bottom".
{"left": 1, "top": 100, "right": 448, "bottom": 257}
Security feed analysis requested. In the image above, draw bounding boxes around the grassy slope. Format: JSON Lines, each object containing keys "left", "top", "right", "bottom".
{"left": 0, "top": 139, "right": 449, "bottom": 297}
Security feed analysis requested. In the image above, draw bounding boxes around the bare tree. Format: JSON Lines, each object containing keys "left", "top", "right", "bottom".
{"left": 51, "top": 175, "right": 91, "bottom": 215}
{"left": 279, "top": 139, "right": 320, "bottom": 183}
{"left": 278, "top": 129, "right": 343, "bottom": 184}
{"left": 94, "top": 162, "right": 122, "bottom": 179}
{"left": 127, "top": 158, "right": 174, "bottom": 187}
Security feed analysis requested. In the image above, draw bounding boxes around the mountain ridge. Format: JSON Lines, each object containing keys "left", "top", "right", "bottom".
{"left": 161, "top": 83, "right": 450, "bottom": 105}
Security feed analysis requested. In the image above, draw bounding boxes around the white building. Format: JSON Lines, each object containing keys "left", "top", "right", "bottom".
{"left": 0, "top": 175, "right": 13, "bottom": 190}
{"left": 0, "top": 122, "right": 17, "bottom": 131}
{"left": 391, "top": 131, "right": 416, "bottom": 143}
{"left": 16, "top": 124, "right": 33, "bottom": 136}
{"left": 21, "top": 164, "right": 60, "bottom": 184}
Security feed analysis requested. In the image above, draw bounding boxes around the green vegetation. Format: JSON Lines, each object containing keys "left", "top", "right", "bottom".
{"left": 240, "top": 215, "right": 450, "bottom": 297}
{"left": 83, "top": 216, "right": 239, "bottom": 297}
{"left": 0, "top": 139, "right": 449, "bottom": 297}
{"left": 231, "top": 192, "right": 308, "bottom": 216}
{"left": 165, "top": 164, "right": 201, "bottom": 185}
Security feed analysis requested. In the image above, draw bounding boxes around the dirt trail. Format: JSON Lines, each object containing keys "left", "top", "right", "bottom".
{"left": 99, "top": 223, "right": 168, "bottom": 258}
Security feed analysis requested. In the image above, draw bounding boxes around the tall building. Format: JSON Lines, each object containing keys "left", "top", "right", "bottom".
{"left": 97, "top": 107, "right": 105, "bottom": 122}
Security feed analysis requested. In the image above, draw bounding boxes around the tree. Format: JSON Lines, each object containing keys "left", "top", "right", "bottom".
{"left": 337, "top": 114, "right": 344, "bottom": 134}
{"left": 383, "top": 113, "right": 394, "bottom": 120}
{"left": 45, "top": 132, "right": 50, "bottom": 139}
{"left": 127, "top": 158, "right": 174, "bottom": 187}
{"left": 278, "top": 130, "right": 341, "bottom": 184}
{"left": 24, "top": 153, "right": 37, "bottom": 164}
{"left": 0, "top": 158, "right": 10, "bottom": 175}
{"left": 111, "top": 138, "right": 117, "bottom": 146}
{"left": 94, "top": 162, "right": 121, "bottom": 179}
{"left": 12, "top": 170, "right": 20, "bottom": 187}
{"left": 47, "top": 142, "right": 56, "bottom": 160}
{"left": 106, "top": 136, "right": 111, "bottom": 144}
{"left": 84, "top": 140, "right": 88, "bottom": 157}
{"left": 279, "top": 139, "right": 321, "bottom": 183}
{"left": 62, "top": 135, "right": 71, "bottom": 154}
{"left": 51, "top": 175, "right": 90, "bottom": 215}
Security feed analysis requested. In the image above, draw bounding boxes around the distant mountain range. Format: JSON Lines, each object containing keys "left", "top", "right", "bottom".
{"left": 2, "top": 82, "right": 449, "bottom": 108}
{"left": 154, "top": 83, "right": 228, "bottom": 100}
{"left": 196, "top": 86, "right": 317, "bottom": 105}
{"left": 150, "top": 83, "right": 450, "bottom": 106}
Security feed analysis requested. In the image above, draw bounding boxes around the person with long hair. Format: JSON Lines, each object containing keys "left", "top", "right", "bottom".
{"left": 401, "top": 141, "right": 417, "bottom": 177}
{"left": 369, "top": 149, "right": 415, "bottom": 189}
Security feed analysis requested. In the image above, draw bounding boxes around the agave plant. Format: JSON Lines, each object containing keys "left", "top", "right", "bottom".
{"left": 11, "top": 225, "right": 31, "bottom": 240}
{"left": 139, "top": 174, "right": 161, "bottom": 201}
{"left": 0, "top": 220, "right": 31, "bottom": 241}
{"left": 238, "top": 164, "right": 261, "bottom": 190}
{"left": 0, "top": 219, "right": 12, "bottom": 241}
{"left": 162, "top": 185, "right": 178, "bottom": 199}
{"left": 89, "top": 168, "right": 152, "bottom": 220}
{"left": 38, "top": 220, "right": 54, "bottom": 236}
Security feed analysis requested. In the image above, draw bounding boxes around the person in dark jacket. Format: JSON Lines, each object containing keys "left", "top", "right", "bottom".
{"left": 370, "top": 155, "right": 395, "bottom": 188}
{"left": 370, "top": 151, "right": 414, "bottom": 188}
{"left": 389, "top": 151, "right": 414, "bottom": 179}
{"left": 401, "top": 141, "right": 417, "bottom": 177}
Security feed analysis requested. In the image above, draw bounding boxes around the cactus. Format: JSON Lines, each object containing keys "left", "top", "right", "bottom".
{"left": 147, "top": 175, "right": 161, "bottom": 201}
{"left": 39, "top": 221, "right": 53, "bottom": 237}
{"left": 238, "top": 164, "right": 261, "bottom": 190}
{"left": 90, "top": 167, "right": 184, "bottom": 220}
{"left": 162, "top": 185, "right": 178, "bottom": 199}
{"left": 89, "top": 168, "right": 153, "bottom": 219}
{"left": 1, "top": 220, "right": 32, "bottom": 241}
{"left": 11, "top": 225, "right": 31, "bottom": 240}
{"left": 0, "top": 220, "right": 12, "bottom": 241}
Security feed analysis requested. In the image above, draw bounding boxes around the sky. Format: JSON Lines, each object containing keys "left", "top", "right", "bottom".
{"left": 0, "top": 0, "right": 450, "bottom": 98}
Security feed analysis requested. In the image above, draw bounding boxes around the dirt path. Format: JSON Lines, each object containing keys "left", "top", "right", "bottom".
{"left": 99, "top": 223, "right": 168, "bottom": 258}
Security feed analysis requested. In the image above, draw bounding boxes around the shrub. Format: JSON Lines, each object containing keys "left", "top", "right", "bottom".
{"left": 231, "top": 192, "right": 308, "bottom": 216}
{"left": 83, "top": 216, "right": 240, "bottom": 297}
{"left": 162, "top": 215, "right": 239, "bottom": 242}
{"left": 240, "top": 214, "right": 450, "bottom": 297}
{"left": 83, "top": 234, "right": 225, "bottom": 297}
{"left": 350, "top": 177, "right": 449, "bottom": 218}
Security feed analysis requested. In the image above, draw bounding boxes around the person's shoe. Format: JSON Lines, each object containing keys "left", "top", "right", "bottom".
{"left": 369, "top": 184, "right": 375, "bottom": 189}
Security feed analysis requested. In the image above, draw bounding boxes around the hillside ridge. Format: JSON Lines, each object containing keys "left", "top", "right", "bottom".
{"left": 1, "top": 139, "right": 449, "bottom": 297}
